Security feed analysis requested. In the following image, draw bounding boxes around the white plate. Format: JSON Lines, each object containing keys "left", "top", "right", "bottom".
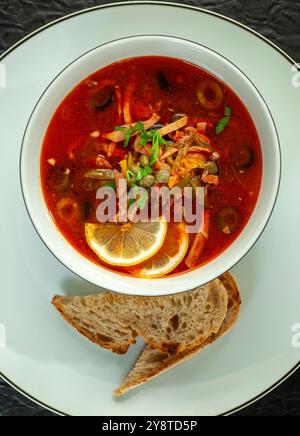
{"left": 0, "top": 1, "right": 299, "bottom": 416}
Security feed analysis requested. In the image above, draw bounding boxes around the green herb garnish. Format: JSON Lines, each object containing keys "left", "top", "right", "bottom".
{"left": 128, "top": 198, "right": 136, "bottom": 208}
{"left": 224, "top": 106, "right": 232, "bottom": 117}
{"left": 215, "top": 106, "right": 231, "bottom": 135}
{"left": 114, "top": 121, "right": 146, "bottom": 147}
{"left": 128, "top": 185, "right": 149, "bottom": 210}
{"left": 142, "top": 165, "right": 153, "bottom": 176}
{"left": 135, "top": 166, "right": 153, "bottom": 182}
{"left": 126, "top": 169, "right": 135, "bottom": 182}
{"left": 149, "top": 131, "right": 166, "bottom": 165}
{"left": 137, "top": 129, "right": 166, "bottom": 165}
{"left": 139, "top": 130, "right": 151, "bottom": 147}
{"left": 103, "top": 182, "right": 116, "bottom": 189}
{"left": 126, "top": 166, "right": 153, "bottom": 183}
{"left": 114, "top": 121, "right": 166, "bottom": 165}
{"left": 136, "top": 190, "right": 149, "bottom": 210}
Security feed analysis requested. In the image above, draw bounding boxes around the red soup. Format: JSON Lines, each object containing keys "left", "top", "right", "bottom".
{"left": 41, "top": 56, "right": 262, "bottom": 278}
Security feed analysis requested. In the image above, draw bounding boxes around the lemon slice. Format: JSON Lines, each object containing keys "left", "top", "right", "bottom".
{"left": 85, "top": 219, "right": 167, "bottom": 267}
{"left": 132, "top": 222, "right": 189, "bottom": 278}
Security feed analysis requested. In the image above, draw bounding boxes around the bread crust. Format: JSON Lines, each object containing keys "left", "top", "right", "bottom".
{"left": 52, "top": 296, "right": 135, "bottom": 354}
{"left": 52, "top": 278, "right": 228, "bottom": 356}
{"left": 113, "top": 272, "right": 241, "bottom": 396}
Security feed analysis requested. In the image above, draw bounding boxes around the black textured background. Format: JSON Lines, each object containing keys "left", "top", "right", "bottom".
{"left": 0, "top": 0, "right": 299, "bottom": 417}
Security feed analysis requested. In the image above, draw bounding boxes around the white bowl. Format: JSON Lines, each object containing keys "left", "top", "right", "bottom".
{"left": 20, "top": 35, "right": 281, "bottom": 296}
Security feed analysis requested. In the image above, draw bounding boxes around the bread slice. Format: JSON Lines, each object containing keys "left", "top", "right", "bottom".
{"left": 52, "top": 294, "right": 137, "bottom": 354}
{"left": 52, "top": 278, "right": 228, "bottom": 355}
{"left": 113, "top": 272, "right": 241, "bottom": 396}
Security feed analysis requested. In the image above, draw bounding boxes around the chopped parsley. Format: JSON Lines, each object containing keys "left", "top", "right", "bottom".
{"left": 114, "top": 121, "right": 166, "bottom": 165}
{"left": 135, "top": 166, "right": 153, "bottom": 182}
{"left": 215, "top": 106, "right": 231, "bottom": 135}
{"left": 114, "top": 121, "right": 145, "bottom": 147}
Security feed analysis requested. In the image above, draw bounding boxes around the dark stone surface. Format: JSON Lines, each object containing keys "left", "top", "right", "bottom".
{"left": 0, "top": 0, "right": 299, "bottom": 417}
